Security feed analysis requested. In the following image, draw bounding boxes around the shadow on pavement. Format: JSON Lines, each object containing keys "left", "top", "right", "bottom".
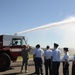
{"left": 0, "top": 67, "right": 13, "bottom": 72}
{"left": 7, "top": 67, "right": 14, "bottom": 70}
{"left": 11, "top": 65, "right": 21, "bottom": 67}
{"left": 26, "top": 72, "right": 37, "bottom": 75}
{"left": 3, "top": 72, "right": 35, "bottom": 75}
{"left": 2, "top": 72, "right": 23, "bottom": 75}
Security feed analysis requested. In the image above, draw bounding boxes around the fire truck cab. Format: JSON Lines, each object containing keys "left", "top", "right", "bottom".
{"left": 0, "top": 35, "right": 27, "bottom": 71}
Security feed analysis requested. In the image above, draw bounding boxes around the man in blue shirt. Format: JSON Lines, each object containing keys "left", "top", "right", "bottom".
{"left": 62, "top": 47, "right": 69, "bottom": 75}
{"left": 44, "top": 46, "right": 52, "bottom": 75}
{"left": 33, "top": 44, "right": 44, "bottom": 75}
{"left": 51, "top": 43, "right": 61, "bottom": 75}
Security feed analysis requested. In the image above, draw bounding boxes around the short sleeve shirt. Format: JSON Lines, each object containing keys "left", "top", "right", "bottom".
{"left": 52, "top": 48, "right": 61, "bottom": 62}
{"left": 62, "top": 52, "right": 69, "bottom": 62}
{"left": 44, "top": 49, "right": 52, "bottom": 59}
{"left": 33, "top": 48, "right": 44, "bottom": 58}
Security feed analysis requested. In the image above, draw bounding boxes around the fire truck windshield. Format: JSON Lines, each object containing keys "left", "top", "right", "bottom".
{"left": 12, "top": 37, "right": 27, "bottom": 46}
{"left": 12, "top": 38, "right": 22, "bottom": 46}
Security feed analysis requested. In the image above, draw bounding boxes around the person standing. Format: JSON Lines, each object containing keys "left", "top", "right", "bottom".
{"left": 62, "top": 47, "right": 69, "bottom": 75}
{"left": 33, "top": 44, "right": 44, "bottom": 75}
{"left": 51, "top": 43, "right": 61, "bottom": 75}
{"left": 72, "top": 54, "right": 75, "bottom": 75}
{"left": 44, "top": 45, "right": 52, "bottom": 75}
{"left": 20, "top": 45, "right": 31, "bottom": 73}
{"left": 33, "top": 45, "right": 38, "bottom": 74}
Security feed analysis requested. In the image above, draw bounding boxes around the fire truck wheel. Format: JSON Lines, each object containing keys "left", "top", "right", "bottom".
{"left": 0, "top": 53, "right": 11, "bottom": 71}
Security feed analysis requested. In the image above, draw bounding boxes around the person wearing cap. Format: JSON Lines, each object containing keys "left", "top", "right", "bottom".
{"left": 44, "top": 45, "right": 52, "bottom": 75}
{"left": 62, "top": 47, "right": 69, "bottom": 75}
{"left": 72, "top": 54, "right": 75, "bottom": 75}
{"left": 33, "top": 44, "right": 44, "bottom": 75}
{"left": 20, "top": 45, "right": 31, "bottom": 73}
{"left": 51, "top": 43, "right": 61, "bottom": 75}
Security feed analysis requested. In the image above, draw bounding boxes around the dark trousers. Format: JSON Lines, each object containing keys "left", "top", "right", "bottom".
{"left": 52, "top": 62, "right": 60, "bottom": 75}
{"left": 72, "top": 63, "right": 75, "bottom": 75}
{"left": 33, "top": 58, "right": 37, "bottom": 73}
{"left": 44, "top": 59, "right": 52, "bottom": 75}
{"left": 21, "top": 59, "right": 28, "bottom": 71}
{"left": 63, "top": 62, "right": 69, "bottom": 75}
{"left": 35, "top": 58, "right": 43, "bottom": 75}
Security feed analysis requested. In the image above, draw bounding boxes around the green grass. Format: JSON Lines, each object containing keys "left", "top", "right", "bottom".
{"left": 17, "top": 56, "right": 22, "bottom": 60}
{"left": 17, "top": 54, "right": 33, "bottom": 61}
{"left": 29, "top": 54, "right": 33, "bottom": 59}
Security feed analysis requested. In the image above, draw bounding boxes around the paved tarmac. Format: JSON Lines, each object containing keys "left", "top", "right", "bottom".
{"left": 0, "top": 60, "right": 72, "bottom": 75}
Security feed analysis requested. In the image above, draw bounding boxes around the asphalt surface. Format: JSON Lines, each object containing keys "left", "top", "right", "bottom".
{"left": 0, "top": 60, "right": 72, "bottom": 75}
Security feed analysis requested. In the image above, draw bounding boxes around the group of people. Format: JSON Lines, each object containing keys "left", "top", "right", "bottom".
{"left": 20, "top": 43, "right": 75, "bottom": 75}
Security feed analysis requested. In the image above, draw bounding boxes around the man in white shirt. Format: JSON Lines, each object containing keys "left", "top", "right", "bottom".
{"left": 62, "top": 47, "right": 69, "bottom": 75}
{"left": 33, "top": 45, "right": 38, "bottom": 74}
{"left": 44, "top": 45, "right": 52, "bottom": 75}
{"left": 51, "top": 43, "right": 61, "bottom": 75}
{"left": 33, "top": 44, "right": 44, "bottom": 75}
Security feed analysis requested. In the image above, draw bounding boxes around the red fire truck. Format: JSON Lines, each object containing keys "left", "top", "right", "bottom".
{"left": 0, "top": 35, "right": 27, "bottom": 71}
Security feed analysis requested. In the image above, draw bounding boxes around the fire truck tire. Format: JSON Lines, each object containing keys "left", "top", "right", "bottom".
{"left": 0, "top": 53, "right": 11, "bottom": 71}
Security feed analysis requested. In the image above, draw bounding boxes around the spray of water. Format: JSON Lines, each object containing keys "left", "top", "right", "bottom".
{"left": 14, "top": 17, "right": 75, "bottom": 35}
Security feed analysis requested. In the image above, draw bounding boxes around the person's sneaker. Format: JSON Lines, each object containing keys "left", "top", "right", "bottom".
{"left": 25, "top": 70, "right": 28, "bottom": 73}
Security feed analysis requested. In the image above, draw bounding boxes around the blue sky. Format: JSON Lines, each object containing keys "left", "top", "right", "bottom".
{"left": 0, "top": 0, "right": 75, "bottom": 48}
